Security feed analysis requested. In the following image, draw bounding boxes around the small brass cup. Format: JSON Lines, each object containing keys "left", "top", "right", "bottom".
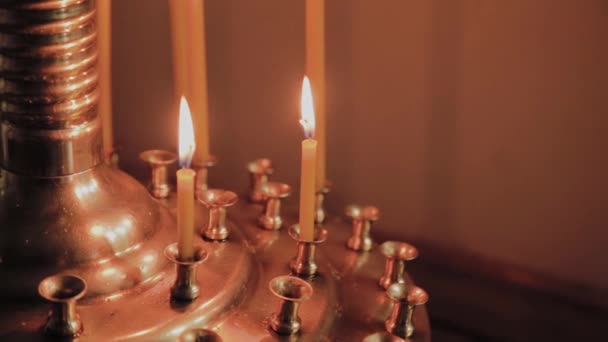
{"left": 385, "top": 284, "right": 429, "bottom": 339}
{"left": 198, "top": 189, "right": 238, "bottom": 241}
{"left": 139, "top": 149, "right": 178, "bottom": 198}
{"left": 258, "top": 182, "right": 291, "bottom": 230}
{"left": 179, "top": 328, "right": 223, "bottom": 342}
{"left": 268, "top": 275, "right": 313, "bottom": 335}
{"left": 378, "top": 241, "right": 418, "bottom": 289}
{"left": 247, "top": 158, "right": 274, "bottom": 203}
{"left": 314, "top": 181, "right": 331, "bottom": 224}
{"left": 288, "top": 225, "right": 328, "bottom": 277}
{"left": 192, "top": 155, "right": 218, "bottom": 193}
{"left": 38, "top": 274, "right": 87, "bottom": 338}
{"left": 345, "top": 205, "right": 380, "bottom": 252}
{"left": 164, "top": 243, "right": 209, "bottom": 301}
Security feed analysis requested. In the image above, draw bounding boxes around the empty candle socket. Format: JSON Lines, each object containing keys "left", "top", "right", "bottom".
{"left": 345, "top": 205, "right": 379, "bottom": 252}
{"left": 164, "top": 243, "right": 209, "bottom": 301}
{"left": 38, "top": 274, "right": 87, "bottom": 338}
{"left": 179, "top": 328, "right": 223, "bottom": 342}
{"left": 268, "top": 275, "right": 313, "bottom": 335}
{"left": 139, "top": 149, "right": 178, "bottom": 199}
{"left": 385, "top": 284, "right": 429, "bottom": 339}
{"left": 258, "top": 182, "right": 291, "bottom": 230}
{"left": 247, "top": 158, "right": 273, "bottom": 203}
{"left": 198, "top": 189, "right": 238, "bottom": 241}
{"left": 192, "top": 155, "right": 217, "bottom": 193}
{"left": 314, "top": 181, "right": 331, "bottom": 224}
{"left": 378, "top": 241, "right": 418, "bottom": 289}
{"left": 288, "top": 225, "right": 328, "bottom": 277}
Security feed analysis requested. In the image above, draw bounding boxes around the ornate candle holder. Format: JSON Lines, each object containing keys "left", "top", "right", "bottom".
{"left": 288, "top": 225, "right": 328, "bottom": 277}
{"left": 385, "top": 284, "right": 429, "bottom": 339}
{"left": 179, "top": 328, "right": 223, "bottom": 342}
{"left": 198, "top": 189, "right": 238, "bottom": 241}
{"left": 247, "top": 158, "right": 274, "bottom": 203}
{"left": 38, "top": 274, "right": 87, "bottom": 338}
{"left": 258, "top": 182, "right": 291, "bottom": 230}
{"left": 192, "top": 155, "right": 218, "bottom": 193}
{"left": 164, "top": 243, "right": 209, "bottom": 301}
{"left": 268, "top": 275, "right": 314, "bottom": 335}
{"left": 378, "top": 241, "right": 418, "bottom": 289}
{"left": 314, "top": 181, "right": 332, "bottom": 224}
{"left": 345, "top": 205, "right": 380, "bottom": 252}
{"left": 140, "top": 149, "right": 178, "bottom": 199}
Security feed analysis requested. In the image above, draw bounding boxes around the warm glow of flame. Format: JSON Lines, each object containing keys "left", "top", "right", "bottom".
{"left": 300, "top": 76, "right": 316, "bottom": 138}
{"left": 178, "top": 96, "right": 196, "bottom": 167}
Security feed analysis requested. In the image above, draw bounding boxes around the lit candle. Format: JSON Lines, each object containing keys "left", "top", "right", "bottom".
{"left": 299, "top": 77, "right": 317, "bottom": 242}
{"left": 96, "top": 0, "right": 113, "bottom": 157}
{"left": 177, "top": 97, "right": 196, "bottom": 260}
{"left": 306, "top": 0, "right": 326, "bottom": 191}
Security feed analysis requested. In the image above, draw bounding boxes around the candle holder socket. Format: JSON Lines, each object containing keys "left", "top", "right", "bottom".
{"left": 288, "top": 225, "right": 328, "bottom": 277}
{"left": 268, "top": 275, "right": 313, "bottom": 335}
{"left": 314, "top": 181, "right": 331, "bottom": 224}
{"left": 247, "top": 158, "right": 274, "bottom": 203}
{"left": 258, "top": 182, "right": 291, "bottom": 230}
{"left": 192, "top": 155, "right": 218, "bottom": 194}
{"left": 179, "top": 328, "right": 223, "bottom": 342}
{"left": 139, "top": 149, "right": 178, "bottom": 199}
{"left": 345, "top": 205, "right": 379, "bottom": 252}
{"left": 164, "top": 243, "right": 209, "bottom": 301}
{"left": 385, "top": 284, "right": 429, "bottom": 339}
{"left": 38, "top": 274, "right": 87, "bottom": 338}
{"left": 378, "top": 241, "right": 418, "bottom": 289}
{"left": 198, "top": 189, "right": 238, "bottom": 241}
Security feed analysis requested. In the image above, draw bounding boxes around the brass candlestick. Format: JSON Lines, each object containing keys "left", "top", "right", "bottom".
{"left": 247, "top": 158, "right": 273, "bottom": 203}
{"left": 258, "top": 182, "right": 291, "bottom": 230}
{"left": 38, "top": 274, "right": 87, "bottom": 338}
{"left": 385, "top": 284, "right": 429, "bottom": 339}
{"left": 164, "top": 243, "right": 209, "bottom": 301}
{"left": 345, "top": 205, "right": 379, "bottom": 252}
{"left": 198, "top": 189, "right": 238, "bottom": 241}
{"left": 193, "top": 155, "right": 217, "bottom": 193}
{"left": 268, "top": 275, "right": 313, "bottom": 335}
{"left": 288, "top": 225, "right": 328, "bottom": 277}
{"left": 314, "top": 181, "right": 331, "bottom": 224}
{"left": 378, "top": 241, "right": 418, "bottom": 289}
{"left": 140, "top": 150, "right": 178, "bottom": 199}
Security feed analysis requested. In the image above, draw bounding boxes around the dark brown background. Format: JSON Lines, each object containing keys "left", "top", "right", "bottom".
{"left": 111, "top": 0, "right": 608, "bottom": 308}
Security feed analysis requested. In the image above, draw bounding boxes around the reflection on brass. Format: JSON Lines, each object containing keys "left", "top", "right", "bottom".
{"left": 363, "top": 332, "right": 406, "bottom": 342}
{"left": 179, "top": 328, "right": 223, "bottom": 342}
{"left": 247, "top": 158, "right": 274, "bottom": 203}
{"left": 288, "top": 225, "right": 328, "bottom": 277}
{"left": 345, "top": 205, "right": 380, "bottom": 252}
{"left": 38, "top": 274, "right": 87, "bottom": 338}
{"left": 385, "top": 284, "right": 429, "bottom": 339}
{"left": 140, "top": 149, "right": 178, "bottom": 198}
{"left": 165, "top": 243, "right": 209, "bottom": 301}
{"left": 268, "top": 275, "right": 313, "bottom": 335}
{"left": 198, "top": 189, "right": 238, "bottom": 241}
{"left": 258, "top": 182, "right": 291, "bottom": 230}
{"left": 192, "top": 155, "right": 217, "bottom": 193}
{"left": 314, "top": 181, "right": 331, "bottom": 224}
{"left": 379, "top": 241, "right": 419, "bottom": 289}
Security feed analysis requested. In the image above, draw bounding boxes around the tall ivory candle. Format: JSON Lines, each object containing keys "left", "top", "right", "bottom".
{"left": 168, "top": 0, "right": 189, "bottom": 113}
{"left": 177, "top": 97, "right": 196, "bottom": 260}
{"left": 96, "top": 0, "right": 113, "bottom": 156}
{"left": 298, "top": 77, "right": 317, "bottom": 242}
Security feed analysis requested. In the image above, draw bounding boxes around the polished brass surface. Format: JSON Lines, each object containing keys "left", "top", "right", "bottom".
{"left": 385, "top": 284, "right": 429, "bottom": 339}
{"left": 165, "top": 243, "right": 209, "bottom": 301}
{"left": 268, "top": 275, "right": 313, "bottom": 335}
{"left": 258, "top": 182, "right": 291, "bottom": 230}
{"left": 379, "top": 241, "right": 419, "bottom": 289}
{"left": 288, "top": 225, "right": 328, "bottom": 277}
{"left": 38, "top": 274, "right": 87, "bottom": 338}
{"left": 179, "top": 328, "right": 223, "bottom": 342}
{"left": 346, "top": 205, "right": 379, "bottom": 252}
{"left": 247, "top": 158, "right": 273, "bottom": 203}
{"left": 197, "top": 189, "right": 238, "bottom": 241}
{"left": 314, "top": 182, "right": 331, "bottom": 224}
{"left": 363, "top": 332, "right": 406, "bottom": 342}
{"left": 140, "top": 149, "right": 178, "bottom": 199}
{"left": 192, "top": 155, "right": 217, "bottom": 193}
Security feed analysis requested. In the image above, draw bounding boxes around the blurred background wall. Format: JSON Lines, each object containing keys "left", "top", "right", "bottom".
{"left": 111, "top": 0, "right": 608, "bottom": 298}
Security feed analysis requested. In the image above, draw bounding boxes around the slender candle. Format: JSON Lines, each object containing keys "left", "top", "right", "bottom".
{"left": 298, "top": 77, "right": 318, "bottom": 242}
{"left": 177, "top": 97, "right": 196, "bottom": 260}
{"left": 96, "top": 0, "right": 113, "bottom": 157}
{"left": 168, "top": 0, "right": 190, "bottom": 120}
{"left": 306, "top": 0, "right": 326, "bottom": 191}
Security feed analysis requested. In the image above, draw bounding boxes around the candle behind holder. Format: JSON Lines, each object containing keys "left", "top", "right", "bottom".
{"left": 165, "top": 243, "right": 209, "bottom": 301}
{"left": 38, "top": 274, "right": 87, "bottom": 338}
{"left": 198, "top": 189, "right": 238, "bottom": 241}
{"left": 288, "top": 225, "right": 328, "bottom": 277}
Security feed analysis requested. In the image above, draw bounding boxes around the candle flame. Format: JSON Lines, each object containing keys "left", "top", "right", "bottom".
{"left": 178, "top": 96, "right": 196, "bottom": 168}
{"left": 300, "top": 76, "right": 316, "bottom": 139}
